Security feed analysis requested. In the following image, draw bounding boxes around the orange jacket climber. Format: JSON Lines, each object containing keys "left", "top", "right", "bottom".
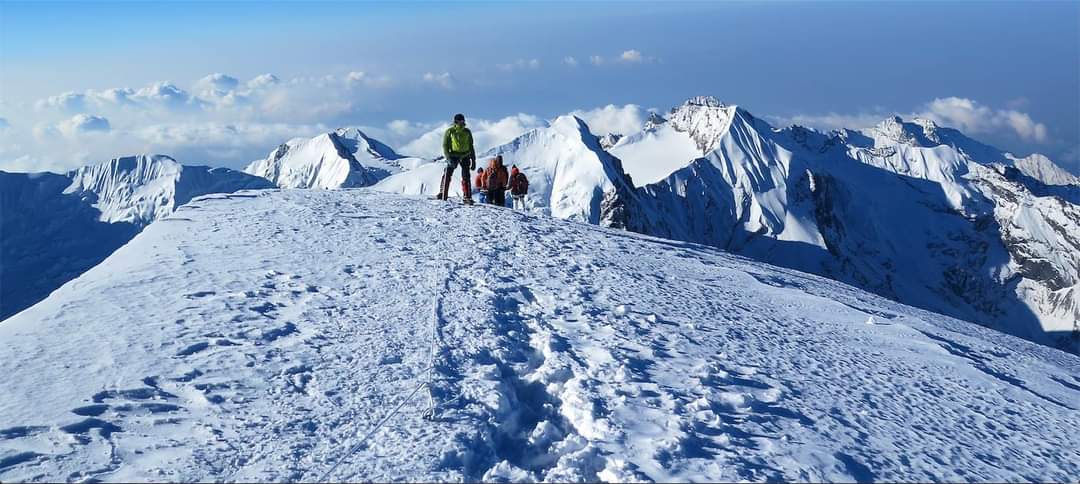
{"left": 483, "top": 155, "right": 509, "bottom": 191}
{"left": 474, "top": 168, "right": 486, "bottom": 191}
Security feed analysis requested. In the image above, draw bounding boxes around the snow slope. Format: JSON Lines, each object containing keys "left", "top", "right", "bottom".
{"left": 608, "top": 122, "right": 702, "bottom": 187}
{"left": 608, "top": 96, "right": 736, "bottom": 187}
{"left": 0, "top": 155, "right": 271, "bottom": 320}
{"left": 617, "top": 100, "right": 1079, "bottom": 353}
{"left": 1, "top": 189, "right": 1077, "bottom": 482}
{"left": 245, "top": 128, "right": 421, "bottom": 189}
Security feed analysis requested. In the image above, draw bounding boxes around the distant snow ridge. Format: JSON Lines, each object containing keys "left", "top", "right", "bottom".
{"left": 856, "top": 116, "right": 1079, "bottom": 188}
{"left": 1009, "top": 153, "right": 1080, "bottom": 186}
{"left": 0, "top": 155, "right": 270, "bottom": 320}
{"left": 482, "top": 115, "right": 638, "bottom": 225}
{"left": 605, "top": 96, "right": 743, "bottom": 187}
{"left": 68, "top": 154, "right": 272, "bottom": 224}
{"left": 245, "top": 128, "right": 421, "bottom": 189}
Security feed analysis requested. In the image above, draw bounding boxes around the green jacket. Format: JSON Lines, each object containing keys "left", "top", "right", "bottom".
{"left": 443, "top": 124, "right": 475, "bottom": 160}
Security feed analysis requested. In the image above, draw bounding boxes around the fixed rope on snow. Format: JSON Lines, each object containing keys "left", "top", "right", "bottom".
{"left": 423, "top": 265, "right": 451, "bottom": 420}
{"left": 317, "top": 264, "right": 450, "bottom": 482}
{"left": 316, "top": 379, "right": 428, "bottom": 482}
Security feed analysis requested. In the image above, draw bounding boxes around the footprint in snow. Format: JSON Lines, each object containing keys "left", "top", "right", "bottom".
{"left": 176, "top": 341, "right": 210, "bottom": 357}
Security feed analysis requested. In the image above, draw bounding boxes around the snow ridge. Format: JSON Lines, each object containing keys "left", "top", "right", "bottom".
{"left": 0, "top": 155, "right": 271, "bottom": 320}
{"left": 245, "top": 129, "right": 415, "bottom": 189}
{"left": 1009, "top": 153, "right": 1080, "bottom": 186}
{"left": 67, "top": 154, "right": 273, "bottom": 224}
{"left": 2, "top": 189, "right": 1077, "bottom": 482}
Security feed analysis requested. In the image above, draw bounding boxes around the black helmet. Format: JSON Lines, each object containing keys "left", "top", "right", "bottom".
{"left": 453, "top": 113, "right": 465, "bottom": 123}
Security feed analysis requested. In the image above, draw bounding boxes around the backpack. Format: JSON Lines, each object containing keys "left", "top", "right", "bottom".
{"left": 486, "top": 159, "right": 508, "bottom": 190}
{"left": 448, "top": 126, "right": 472, "bottom": 155}
{"left": 511, "top": 172, "right": 529, "bottom": 195}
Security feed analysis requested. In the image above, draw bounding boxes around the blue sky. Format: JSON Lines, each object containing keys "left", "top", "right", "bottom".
{"left": 1, "top": 1, "right": 1077, "bottom": 173}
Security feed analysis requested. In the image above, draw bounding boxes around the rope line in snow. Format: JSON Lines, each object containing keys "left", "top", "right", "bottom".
{"left": 316, "top": 378, "right": 428, "bottom": 483}
{"left": 316, "top": 265, "right": 451, "bottom": 483}
{"left": 423, "top": 265, "right": 451, "bottom": 420}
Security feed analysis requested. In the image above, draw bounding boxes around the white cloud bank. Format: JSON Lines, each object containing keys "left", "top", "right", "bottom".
{"left": 586, "top": 49, "right": 656, "bottom": 66}
{"left": 773, "top": 97, "right": 1051, "bottom": 144}
{"left": 4, "top": 78, "right": 1064, "bottom": 176}
{"left": 918, "top": 97, "right": 1048, "bottom": 143}
{"left": 498, "top": 59, "right": 541, "bottom": 71}
{"left": 620, "top": 49, "right": 644, "bottom": 63}
{"left": 58, "top": 114, "right": 111, "bottom": 136}
{"left": 568, "top": 104, "right": 650, "bottom": 137}
{"left": 422, "top": 72, "right": 455, "bottom": 89}
{"left": 399, "top": 114, "right": 547, "bottom": 159}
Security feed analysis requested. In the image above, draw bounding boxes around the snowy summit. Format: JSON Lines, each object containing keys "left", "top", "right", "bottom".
{"left": 1, "top": 190, "right": 1077, "bottom": 482}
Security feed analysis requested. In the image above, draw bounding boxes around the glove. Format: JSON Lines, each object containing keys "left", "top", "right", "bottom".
{"left": 469, "top": 157, "right": 476, "bottom": 171}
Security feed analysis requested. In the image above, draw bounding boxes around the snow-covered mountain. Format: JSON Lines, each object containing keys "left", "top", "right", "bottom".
{"left": 606, "top": 98, "right": 1079, "bottom": 352}
{"left": 12, "top": 97, "right": 1073, "bottom": 356}
{"left": 244, "top": 128, "right": 423, "bottom": 189}
{"left": 1, "top": 189, "right": 1077, "bottom": 482}
{"left": 607, "top": 97, "right": 738, "bottom": 187}
{"left": 596, "top": 132, "right": 622, "bottom": 150}
{"left": 376, "top": 115, "right": 639, "bottom": 226}
{"left": 370, "top": 97, "right": 1080, "bottom": 353}
{"left": 849, "top": 115, "right": 1080, "bottom": 187}
{"left": 1009, "top": 153, "right": 1080, "bottom": 186}
{"left": 0, "top": 155, "right": 271, "bottom": 320}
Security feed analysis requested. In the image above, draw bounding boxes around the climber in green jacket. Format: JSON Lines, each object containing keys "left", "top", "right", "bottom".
{"left": 436, "top": 113, "right": 477, "bottom": 203}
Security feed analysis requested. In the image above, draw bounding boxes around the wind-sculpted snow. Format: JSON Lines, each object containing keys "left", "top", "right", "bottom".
{"left": 0, "top": 155, "right": 271, "bottom": 320}
{"left": 1, "top": 189, "right": 1077, "bottom": 482}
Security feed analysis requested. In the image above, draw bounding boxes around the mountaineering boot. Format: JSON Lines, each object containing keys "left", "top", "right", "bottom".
{"left": 461, "top": 175, "right": 473, "bottom": 205}
{"left": 437, "top": 169, "right": 452, "bottom": 200}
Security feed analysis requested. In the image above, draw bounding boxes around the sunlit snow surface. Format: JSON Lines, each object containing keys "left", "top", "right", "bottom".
{"left": 1, "top": 189, "right": 1077, "bottom": 482}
